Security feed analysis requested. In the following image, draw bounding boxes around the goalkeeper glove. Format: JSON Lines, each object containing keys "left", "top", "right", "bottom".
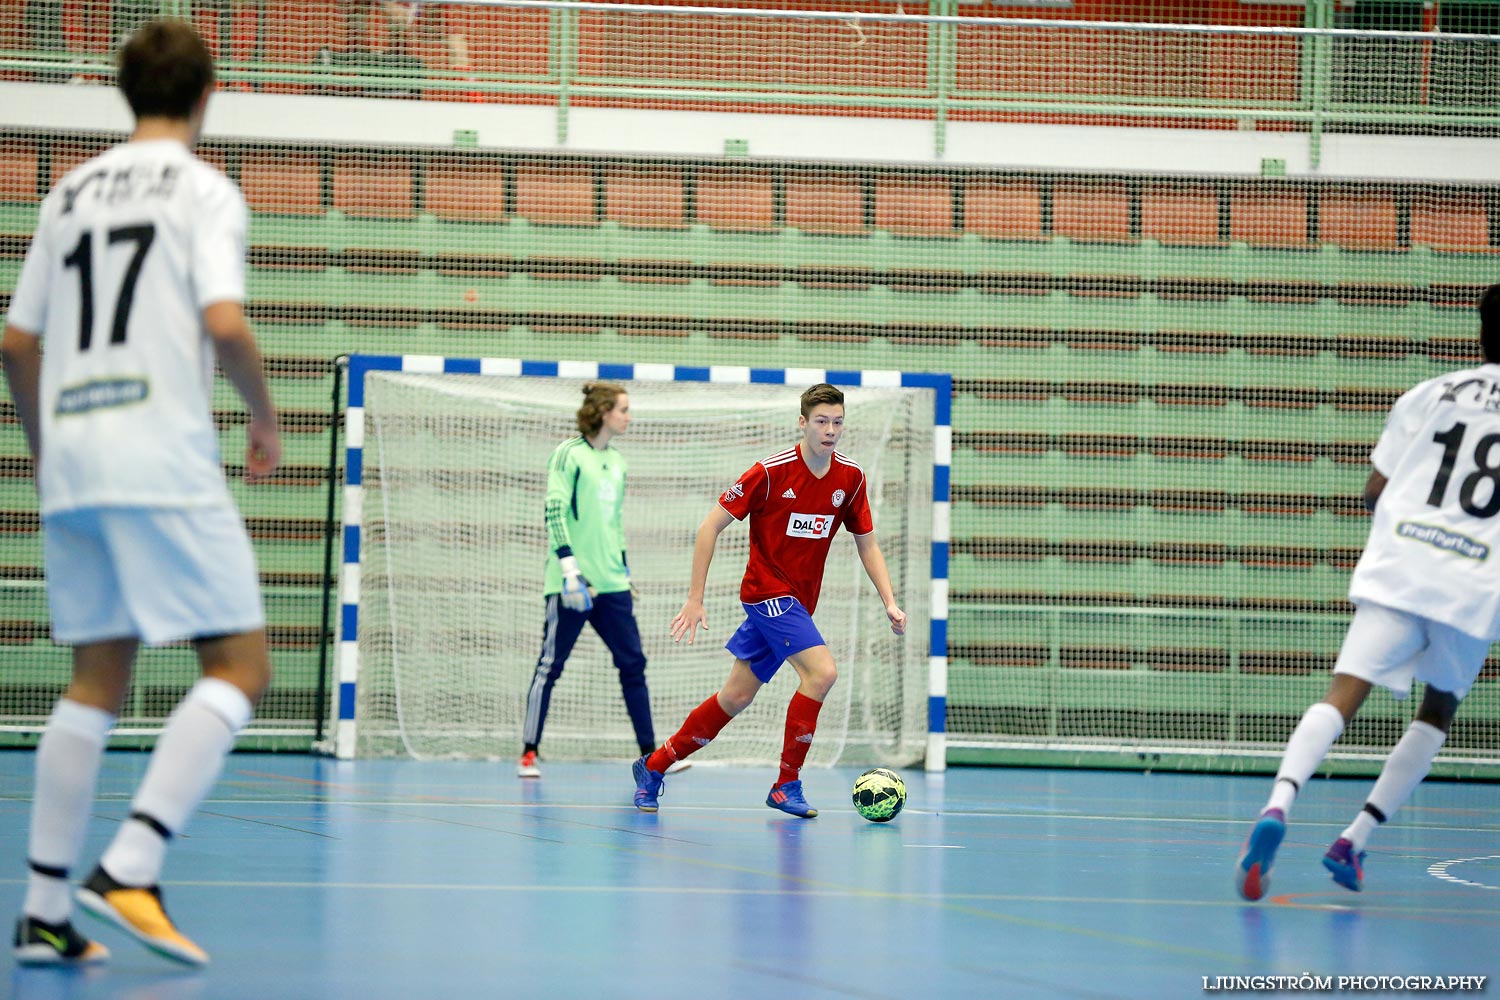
{"left": 559, "top": 555, "right": 594, "bottom": 612}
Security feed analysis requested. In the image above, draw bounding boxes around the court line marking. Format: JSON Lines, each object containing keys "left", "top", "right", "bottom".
{"left": 1427, "top": 855, "right": 1500, "bottom": 890}
{"left": 196, "top": 808, "right": 341, "bottom": 841}
{"left": 2, "top": 874, "right": 1496, "bottom": 930}
{"left": 151, "top": 799, "right": 1500, "bottom": 836}
{"left": 16, "top": 874, "right": 1489, "bottom": 912}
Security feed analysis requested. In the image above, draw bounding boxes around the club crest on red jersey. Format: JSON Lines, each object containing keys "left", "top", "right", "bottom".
{"left": 831, "top": 489, "right": 845, "bottom": 507}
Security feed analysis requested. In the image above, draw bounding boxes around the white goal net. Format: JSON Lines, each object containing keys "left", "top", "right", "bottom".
{"left": 349, "top": 371, "right": 933, "bottom": 767}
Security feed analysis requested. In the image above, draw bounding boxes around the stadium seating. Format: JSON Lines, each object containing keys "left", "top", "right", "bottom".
{"left": 2, "top": 132, "right": 1497, "bottom": 746}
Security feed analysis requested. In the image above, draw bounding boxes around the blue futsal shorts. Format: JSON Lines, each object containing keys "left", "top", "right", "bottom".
{"left": 725, "top": 597, "right": 827, "bottom": 682}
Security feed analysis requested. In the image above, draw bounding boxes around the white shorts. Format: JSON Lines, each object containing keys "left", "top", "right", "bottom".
{"left": 43, "top": 505, "right": 264, "bottom": 646}
{"left": 1333, "top": 600, "right": 1491, "bottom": 701}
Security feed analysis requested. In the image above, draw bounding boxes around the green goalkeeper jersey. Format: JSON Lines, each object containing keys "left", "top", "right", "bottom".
{"left": 543, "top": 436, "right": 630, "bottom": 596}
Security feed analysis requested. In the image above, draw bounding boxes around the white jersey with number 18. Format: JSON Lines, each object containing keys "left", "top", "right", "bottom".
{"left": 4, "top": 138, "right": 246, "bottom": 516}
{"left": 1350, "top": 362, "right": 1500, "bottom": 640}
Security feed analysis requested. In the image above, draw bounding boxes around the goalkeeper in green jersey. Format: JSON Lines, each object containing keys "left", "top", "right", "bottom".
{"left": 518, "top": 382, "right": 660, "bottom": 777}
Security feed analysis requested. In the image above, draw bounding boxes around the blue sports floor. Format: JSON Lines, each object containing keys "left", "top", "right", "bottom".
{"left": 2, "top": 753, "right": 1497, "bottom": 999}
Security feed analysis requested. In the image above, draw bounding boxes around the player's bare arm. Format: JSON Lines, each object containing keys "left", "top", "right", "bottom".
{"left": 205, "top": 301, "right": 280, "bottom": 482}
{"left": 853, "top": 530, "right": 907, "bottom": 635}
{"left": 1, "top": 325, "right": 42, "bottom": 461}
{"left": 670, "top": 504, "right": 736, "bottom": 644}
{"left": 1363, "top": 468, "right": 1388, "bottom": 513}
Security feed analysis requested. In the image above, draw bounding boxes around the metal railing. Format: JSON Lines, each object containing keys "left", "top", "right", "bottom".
{"left": 1, "top": 0, "right": 1497, "bottom": 159}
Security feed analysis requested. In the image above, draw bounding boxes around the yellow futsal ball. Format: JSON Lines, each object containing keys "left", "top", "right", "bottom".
{"left": 852, "top": 767, "right": 906, "bottom": 822}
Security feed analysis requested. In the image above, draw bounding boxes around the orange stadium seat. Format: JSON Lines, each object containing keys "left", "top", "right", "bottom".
{"left": 1054, "top": 180, "right": 1131, "bottom": 242}
{"left": 1319, "top": 188, "right": 1400, "bottom": 251}
{"left": 514, "top": 162, "right": 596, "bottom": 226}
{"left": 426, "top": 155, "right": 507, "bottom": 223}
{"left": 0, "top": 2, "right": 25, "bottom": 81}
{"left": 59, "top": 1, "right": 111, "bottom": 58}
{"left": 444, "top": 6, "right": 549, "bottom": 77}
{"left": 0, "top": 141, "right": 40, "bottom": 203}
{"left": 333, "top": 154, "right": 415, "bottom": 220}
{"left": 261, "top": 0, "right": 345, "bottom": 93}
{"left": 1229, "top": 185, "right": 1310, "bottom": 248}
{"left": 1411, "top": 191, "right": 1493, "bottom": 252}
{"left": 695, "top": 168, "right": 775, "bottom": 232}
{"left": 1140, "top": 181, "right": 1222, "bottom": 246}
{"left": 195, "top": 146, "right": 230, "bottom": 176}
{"left": 963, "top": 177, "right": 1044, "bottom": 240}
{"left": 874, "top": 175, "right": 955, "bottom": 237}
{"left": 784, "top": 171, "right": 866, "bottom": 235}
{"left": 604, "top": 166, "right": 686, "bottom": 229}
{"left": 242, "top": 151, "right": 323, "bottom": 215}
{"left": 48, "top": 141, "right": 110, "bottom": 186}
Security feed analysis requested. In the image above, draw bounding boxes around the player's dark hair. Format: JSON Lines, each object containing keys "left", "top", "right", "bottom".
{"left": 577, "top": 382, "right": 626, "bottom": 436}
{"left": 800, "top": 383, "right": 844, "bottom": 418}
{"left": 118, "top": 19, "right": 215, "bottom": 121}
{"left": 1480, "top": 284, "right": 1500, "bottom": 364}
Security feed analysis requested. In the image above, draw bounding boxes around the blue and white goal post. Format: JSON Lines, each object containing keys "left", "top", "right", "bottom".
{"left": 330, "top": 353, "right": 951, "bottom": 771}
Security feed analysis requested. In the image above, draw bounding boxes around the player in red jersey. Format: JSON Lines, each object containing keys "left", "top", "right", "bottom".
{"left": 631, "top": 383, "right": 907, "bottom": 816}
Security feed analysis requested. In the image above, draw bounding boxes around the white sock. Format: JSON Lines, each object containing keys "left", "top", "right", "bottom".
{"left": 1266, "top": 702, "right": 1345, "bottom": 816}
{"left": 1341, "top": 720, "right": 1447, "bottom": 851}
{"left": 1340, "top": 811, "right": 1379, "bottom": 852}
{"left": 100, "top": 678, "right": 252, "bottom": 887}
{"left": 24, "top": 699, "right": 114, "bottom": 923}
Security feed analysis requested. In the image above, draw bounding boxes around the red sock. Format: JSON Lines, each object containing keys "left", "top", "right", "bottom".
{"left": 646, "top": 694, "right": 732, "bottom": 773}
{"left": 776, "top": 691, "right": 823, "bottom": 787}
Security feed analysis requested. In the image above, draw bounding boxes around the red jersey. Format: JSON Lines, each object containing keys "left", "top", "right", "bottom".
{"left": 717, "top": 444, "right": 874, "bottom": 614}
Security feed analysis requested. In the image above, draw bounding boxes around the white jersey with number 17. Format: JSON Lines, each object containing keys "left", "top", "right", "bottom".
{"left": 1350, "top": 363, "right": 1500, "bottom": 640}
{"left": 5, "top": 138, "right": 246, "bottom": 516}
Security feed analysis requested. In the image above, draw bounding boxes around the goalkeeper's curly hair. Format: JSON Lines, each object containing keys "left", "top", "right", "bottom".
{"left": 576, "top": 382, "right": 626, "bottom": 436}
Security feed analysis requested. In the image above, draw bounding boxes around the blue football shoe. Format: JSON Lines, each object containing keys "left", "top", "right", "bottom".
{"left": 632, "top": 755, "right": 664, "bottom": 812}
{"left": 1322, "top": 837, "right": 1366, "bottom": 892}
{"left": 1235, "top": 807, "right": 1286, "bottom": 902}
{"left": 766, "top": 780, "right": 818, "bottom": 818}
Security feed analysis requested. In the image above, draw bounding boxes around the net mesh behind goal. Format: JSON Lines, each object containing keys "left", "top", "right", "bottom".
{"left": 351, "top": 372, "right": 933, "bottom": 766}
